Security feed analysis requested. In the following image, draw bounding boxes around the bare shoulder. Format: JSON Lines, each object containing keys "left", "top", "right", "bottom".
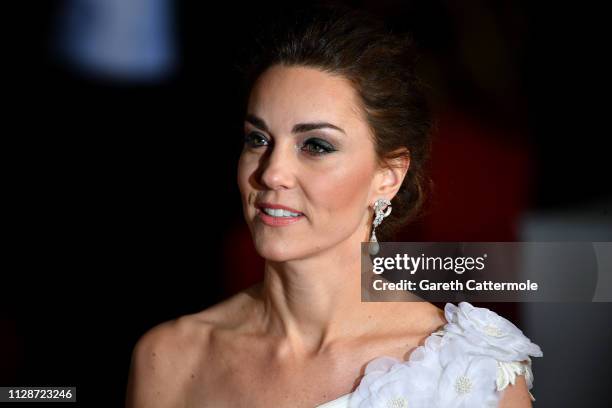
{"left": 498, "top": 375, "right": 532, "bottom": 408}
{"left": 420, "top": 301, "right": 447, "bottom": 329}
{"left": 125, "top": 313, "right": 211, "bottom": 408}
{"left": 390, "top": 301, "right": 447, "bottom": 335}
{"left": 126, "top": 285, "right": 262, "bottom": 408}
{"left": 408, "top": 301, "right": 447, "bottom": 343}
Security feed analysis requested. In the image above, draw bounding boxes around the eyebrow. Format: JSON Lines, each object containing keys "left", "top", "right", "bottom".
{"left": 245, "top": 114, "right": 346, "bottom": 135}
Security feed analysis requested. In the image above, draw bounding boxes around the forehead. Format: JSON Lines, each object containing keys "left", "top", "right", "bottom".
{"left": 247, "top": 65, "right": 365, "bottom": 130}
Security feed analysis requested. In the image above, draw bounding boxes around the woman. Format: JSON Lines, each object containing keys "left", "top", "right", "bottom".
{"left": 126, "top": 4, "right": 541, "bottom": 407}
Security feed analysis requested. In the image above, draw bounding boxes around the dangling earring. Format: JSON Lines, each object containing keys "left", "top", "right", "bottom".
{"left": 369, "top": 198, "right": 392, "bottom": 255}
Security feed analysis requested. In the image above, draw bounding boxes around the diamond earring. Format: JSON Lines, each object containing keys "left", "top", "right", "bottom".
{"left": 369, "top": 198, "right": 392, "bottom": 256}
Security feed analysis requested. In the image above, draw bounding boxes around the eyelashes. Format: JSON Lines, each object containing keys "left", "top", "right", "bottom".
{"left": 243, "top": 132, "right": 337, "bottom": 156}
{"left": 243, "top": 132, "right": 268, "bottom": 148}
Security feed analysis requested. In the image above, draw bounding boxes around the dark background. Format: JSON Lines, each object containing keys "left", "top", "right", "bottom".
{"left": 2, "top": 0, "right": 610, "bottom": 407}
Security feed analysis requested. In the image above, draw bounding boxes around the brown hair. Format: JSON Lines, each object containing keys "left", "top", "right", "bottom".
{"left": 236, "top": 2, "right": 434, "bottom": 241}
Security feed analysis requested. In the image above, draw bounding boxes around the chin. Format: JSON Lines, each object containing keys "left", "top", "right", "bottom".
{"left": 253, "top": 239, "right": 302, "bottom": 262}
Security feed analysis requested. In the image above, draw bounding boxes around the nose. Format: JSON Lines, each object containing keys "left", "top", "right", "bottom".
{"left": 259, "top": 141, "right": 296, "bottom": 190}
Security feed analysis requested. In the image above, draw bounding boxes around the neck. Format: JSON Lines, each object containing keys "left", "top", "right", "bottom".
{"left": 257, "top": 226, "right": 377, "bottom": 356}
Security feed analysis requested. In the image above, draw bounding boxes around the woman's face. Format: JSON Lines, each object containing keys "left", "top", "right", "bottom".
{"left": 237, "top": 64, "right": 381, "bottom": 262}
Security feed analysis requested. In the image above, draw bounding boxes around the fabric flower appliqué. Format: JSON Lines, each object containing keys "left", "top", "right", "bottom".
{"left": 435, "top": 355, "right": 499, "bottom": 408}
{"left": 346, "top": 302, "right": 543, "bottom": 407}
{"left": 349, "top": 335, "right": 443, "bottom": 408}
{"left": 443, "top": 302, "right": 543, "bottom": 363}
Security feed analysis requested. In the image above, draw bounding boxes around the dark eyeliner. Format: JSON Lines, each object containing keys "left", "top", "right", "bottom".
{"left": 243, "top": 131, "right": 269, "bottom": 147}
{"left": 302, "top": 137, "right": 337, "bottom": 155}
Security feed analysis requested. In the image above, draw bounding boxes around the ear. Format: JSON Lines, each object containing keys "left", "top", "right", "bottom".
{"left": 371, "top": 148, "right": 410, "bottom": 203}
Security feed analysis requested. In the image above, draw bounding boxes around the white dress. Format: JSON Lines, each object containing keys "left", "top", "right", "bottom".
{"left": 315, "top": 302, "right": 543, "bottom": 408}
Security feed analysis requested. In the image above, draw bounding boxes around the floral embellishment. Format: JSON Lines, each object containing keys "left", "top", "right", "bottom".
{"left": 349, "top": 357, "right": 440, "bottom": 408}
{"left": 349, "top": 338, "right": 443, "bottom": 408}
{"left": 497, "top": 359, "right": 536, "bottom": 401}
{"left": 454, "top": 375, "right": 473, "bottom": 395}
{"left": 443, "top": 302, "right": 543, "bottom": 362}
{"left": 385, "top": 396, "right": 408, "bottom": 408}
{"left": 435, "top": 355, "right": 499, "bottom": 408}
{"left": 483, "top": 325, "right": 504, "bottom": 338}
{"left": 346, "top": 302, "right": 542, "bottom": 408}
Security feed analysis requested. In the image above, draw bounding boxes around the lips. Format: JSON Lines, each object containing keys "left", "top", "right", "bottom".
{"left": 255, "top": 202, "right": 304, "bottom": 215}
{"left": 255, "top": 202, "right": 305, "bottom": 226}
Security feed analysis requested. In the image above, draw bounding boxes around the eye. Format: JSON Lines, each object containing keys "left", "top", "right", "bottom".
{"left": 301, "top": 138, "right": 336, "bottom": 156}
{"left": 243, "top": 132, "right": 269, "bottom": 148}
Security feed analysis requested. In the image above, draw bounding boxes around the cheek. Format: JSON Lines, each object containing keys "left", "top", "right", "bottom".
{"left": 236, "top": 154, "right": 257, "bottom": 213}
{"left": 237, "top": 153, "right": 254, "bottom": 194}
{"left": 306, "top": 156, "right": 373, "bottom": 220}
